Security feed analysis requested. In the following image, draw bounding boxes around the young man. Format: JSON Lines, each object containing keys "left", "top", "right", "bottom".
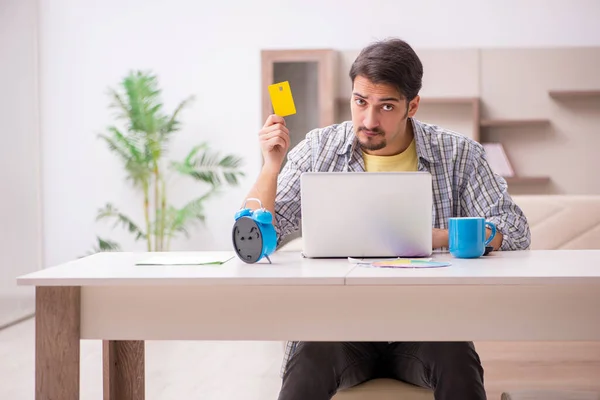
{"left": 244, "top": 38, "right": 530, "bottom": 400}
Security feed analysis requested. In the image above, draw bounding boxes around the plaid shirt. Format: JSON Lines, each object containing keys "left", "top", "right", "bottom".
{"left": 274, "top": 118, "right": 531, "bottom": 376}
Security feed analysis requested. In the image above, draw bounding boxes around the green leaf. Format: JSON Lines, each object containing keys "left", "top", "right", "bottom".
{"left": 96, "top": 203, "right": 147, "bottom": 241}
{"left": 166, "top": 189, "right": 219, "bottom": 239}
{"left": 121, "top": 70, "right": 162, "bottom": 134}
{"left": 162, "top": 95, "right": 195, "bottom": 135}
{"left": 183, "top": 143, "right": 206, "bottom": 164}
{"left": 95, "top": 236, "right": 122, "bottom": 252}
{"left": 98, "top": 126, "right": 152, "bottom": 188}
{"left": 107, "top": 89, "right": 131, "bottom": 122}
{"left": 171, "top": 143, "right": 245, "bottom": 187}
{"left": 82, "top": 236, "right": 122, "bottom": 257}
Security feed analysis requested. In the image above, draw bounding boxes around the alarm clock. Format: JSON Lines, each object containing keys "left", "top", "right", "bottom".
{"left": 232, "top": 198, "right": 277, "bottom": 263}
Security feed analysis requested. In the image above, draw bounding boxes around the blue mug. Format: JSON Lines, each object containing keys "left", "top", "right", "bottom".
{"left": 448, "top": 217, "right": 496, "bottom": 258}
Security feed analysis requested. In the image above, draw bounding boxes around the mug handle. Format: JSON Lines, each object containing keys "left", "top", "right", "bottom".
{"left": 484, "top": 221, "right": 496, "bottom": 246}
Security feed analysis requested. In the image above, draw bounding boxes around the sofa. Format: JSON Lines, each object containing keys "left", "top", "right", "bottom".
{"left": 277, "top": 195, "right": 600, "bottom": 399}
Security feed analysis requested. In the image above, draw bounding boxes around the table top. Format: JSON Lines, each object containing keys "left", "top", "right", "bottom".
{"left": 16, "top": 249, "right": 600, "bottom": 287}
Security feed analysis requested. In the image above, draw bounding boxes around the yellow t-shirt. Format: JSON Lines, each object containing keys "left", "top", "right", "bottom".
{"left": 362, "top": 139, "right": 418, "bottom": 172}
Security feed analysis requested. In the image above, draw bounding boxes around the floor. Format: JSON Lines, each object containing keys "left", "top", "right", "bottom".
{"left": 0, "top": 318, "right": 284, "bottom": 400}
{"left": 2, "top": 317, "right": 600, "bottom": 399}
{"left": 0, "top": 294, "right": 35, "bottom": 330}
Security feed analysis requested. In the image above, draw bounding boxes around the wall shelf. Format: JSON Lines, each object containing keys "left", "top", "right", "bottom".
{"left": 480, "top": 119, "right": 550, "bottom": 128}
{"left": 504, "top": 176, "right": 551, "bottom": 185}
{"left": 548, "top": 89, "right": 600, "bottom": 99}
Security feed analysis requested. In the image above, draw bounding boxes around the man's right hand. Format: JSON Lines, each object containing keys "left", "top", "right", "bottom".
{"left": 259, "top": 114, "right": 290, "bottom": 172}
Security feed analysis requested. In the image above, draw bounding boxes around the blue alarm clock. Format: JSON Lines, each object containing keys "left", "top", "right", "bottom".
{"left": 232, "top": 198, "right": 278, "bottom": 264}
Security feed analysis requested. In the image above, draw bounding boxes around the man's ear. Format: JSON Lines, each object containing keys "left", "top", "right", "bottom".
{"left": 407, "top": 95, "right": 420, "bottom": 118}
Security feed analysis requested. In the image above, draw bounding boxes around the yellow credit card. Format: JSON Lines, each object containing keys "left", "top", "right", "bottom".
{"left": 268, "top": 81, "right": 296, "bottom": 117}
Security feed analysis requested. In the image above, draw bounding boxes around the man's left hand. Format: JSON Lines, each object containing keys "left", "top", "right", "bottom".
{"left": 432, "top": 227, "right": 503, "bottom": 251}
{"left": 487, "top": 227, "right": 503, "bottom": 251}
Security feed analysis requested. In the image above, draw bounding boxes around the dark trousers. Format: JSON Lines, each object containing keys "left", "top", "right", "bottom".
{"left": 278, "top": 342, "right": 486, "bottom": 400}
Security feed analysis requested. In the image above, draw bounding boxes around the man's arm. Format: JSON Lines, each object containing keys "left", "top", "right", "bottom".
{"left": 242, "top": 115, "right": 313, "bottom": 246}
{"left": 270, "top": 150, "right": 311, "bottom": 245}
{"left": 459, "top": 145, "right": 531, "bottom": 251}
{"left": 241, "top": 114, "right": 289, "bottom": 231}
{"left": 244, "top": 165, "right": 280, "bottom": 220}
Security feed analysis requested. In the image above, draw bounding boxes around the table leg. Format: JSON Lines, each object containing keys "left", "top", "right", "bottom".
{"left": 103, "top": 340, "right": 145, "bottom": 400}
{"left": 35, "top": 286, "right": 81, "bottom": 400}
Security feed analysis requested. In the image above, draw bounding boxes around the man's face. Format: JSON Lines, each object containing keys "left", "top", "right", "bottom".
{"left": 350, "top": 75, "right": 419, "bottom": 155}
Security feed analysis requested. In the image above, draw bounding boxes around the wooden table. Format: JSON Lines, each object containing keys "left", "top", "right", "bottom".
{"left": 17, "top": 249, "right": 600, "bottom": 400}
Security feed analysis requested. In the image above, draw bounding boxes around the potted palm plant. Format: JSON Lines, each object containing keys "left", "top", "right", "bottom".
{"left": 89, "top": 70, "right": 244, "bottom": 253}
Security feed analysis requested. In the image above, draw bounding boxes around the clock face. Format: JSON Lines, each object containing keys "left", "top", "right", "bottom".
{"left": 232, "top": 217, "right": 264, "bottom": 263}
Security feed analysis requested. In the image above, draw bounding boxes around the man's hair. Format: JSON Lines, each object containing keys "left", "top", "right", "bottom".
{"left": 349, "top": 38, "right": 423, "bottom": 102}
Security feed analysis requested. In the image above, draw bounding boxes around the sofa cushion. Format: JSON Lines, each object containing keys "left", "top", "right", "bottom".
{"left": 512, "top": 195, "right": 600, "bottom": 250}
{"left": 332, "top": 378, "right": 433, "bottom": 400}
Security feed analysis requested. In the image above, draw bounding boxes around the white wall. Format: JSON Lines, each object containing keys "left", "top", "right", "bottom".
{"left": 0, "top": 0, "right": 42, "bottom": 324}
{"left": 39, "top": 0, "right": 600, "bottom": 267}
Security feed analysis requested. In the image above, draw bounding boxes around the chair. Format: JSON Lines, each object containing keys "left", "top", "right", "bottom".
{"left": 333, "top": 379, "right": 433, "bottom": 400}
{"left": 501, "top": 390, "right": 600, "bottom": 400}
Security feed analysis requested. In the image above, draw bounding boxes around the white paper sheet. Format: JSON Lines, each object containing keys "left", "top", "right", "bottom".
{"left": 136, "top": 255, "right": 234, "bottom": 265}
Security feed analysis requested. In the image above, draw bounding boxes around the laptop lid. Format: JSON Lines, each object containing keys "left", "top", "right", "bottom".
{"left": 299, "top": 172, "right": 433, "bottom": 258}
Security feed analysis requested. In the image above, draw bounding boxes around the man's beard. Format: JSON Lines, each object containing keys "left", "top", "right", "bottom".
{"left": 356, "top": 106, "right": 410, "bottom": 152}
{"left": 357, "top": 126, "right": 386, "bottom": 151}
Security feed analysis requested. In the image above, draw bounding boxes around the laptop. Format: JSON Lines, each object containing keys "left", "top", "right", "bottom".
{"left": 299, "top": 171, "right": 433, "bottom": 258}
